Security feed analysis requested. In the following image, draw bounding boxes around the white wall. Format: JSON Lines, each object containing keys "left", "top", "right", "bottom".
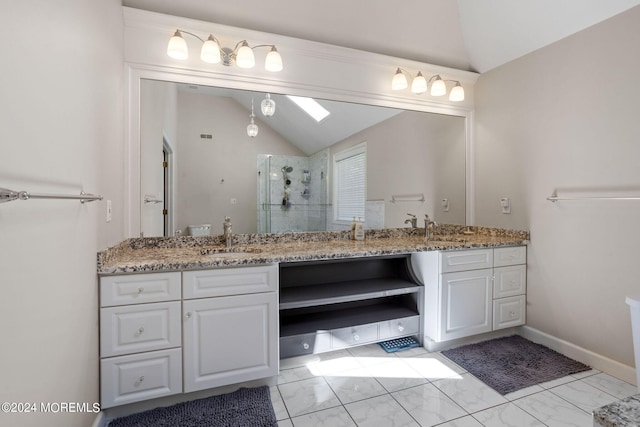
{"left": 176, "top": 90, "right": 305, "bottom": 234}
{"left": 0, "top": 1, "right": 123, "bottom": 426}
{"left": 331, "top": 111, "right": 466, "bottom": 228}
{"left": 474, "top": 6, "right": 640, "bottom": 369}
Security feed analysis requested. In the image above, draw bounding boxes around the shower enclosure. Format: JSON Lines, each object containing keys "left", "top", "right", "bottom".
{"left": 257, "top": 150, "right": 329, "bottom": 233}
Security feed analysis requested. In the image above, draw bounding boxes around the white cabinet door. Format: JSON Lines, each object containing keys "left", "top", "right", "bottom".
{"left": 440, "top": 268, "right": 493, "bottom": 340}
{"left": 183, "top": 292, "right": 278, "bottom": 393}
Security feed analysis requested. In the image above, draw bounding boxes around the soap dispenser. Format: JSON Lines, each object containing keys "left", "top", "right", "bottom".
{"left": 354, "top": 217, "right": 365, "bottom": 241}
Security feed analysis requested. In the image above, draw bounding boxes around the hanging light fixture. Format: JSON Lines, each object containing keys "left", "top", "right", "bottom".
{"left": 391, "top": 68, "right": 464, "bottom": 101}
{"left": 261, "top": 93, "right": 276, "bottom": 117}
{"left": 166, "top": 29, "right": 283, "bottom": 72}
{"left": 247, "top": 99, "right": 259, "bottom": 138}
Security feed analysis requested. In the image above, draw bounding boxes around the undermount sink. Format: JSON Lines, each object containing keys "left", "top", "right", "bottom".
{"left": 200, "top": 247, "right": 262, "bottom": 257}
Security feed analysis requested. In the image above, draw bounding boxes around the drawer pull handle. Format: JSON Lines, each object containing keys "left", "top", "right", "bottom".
{"left": 509, "top": 311, "right": 516, "bottom": 317}
{"left": 135, "top": 376, "right": 145, "bottom": 387}
{"left": 137, "top": 287, "right": 144, "bottom": 294}
{"left": 353, "top": 334, "right": 360, "bottom": 341}
{"left": 135, "top": 327, "right": 145, "bottom": 336}
{"left": 398, "top": 324, "right": 405, "bottom": 332}
{"left": 185, "top": 312, "right": 192, "bottom": 319}
{"left": 302, "top": 343, "right": 310, "bottom": 350}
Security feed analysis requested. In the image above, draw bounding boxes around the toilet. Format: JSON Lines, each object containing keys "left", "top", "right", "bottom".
{"left": 627, "top": 295, "right": 640, "bottom": 392}
{"left": 188, "top": 224, "right": 211, "bottom": 236}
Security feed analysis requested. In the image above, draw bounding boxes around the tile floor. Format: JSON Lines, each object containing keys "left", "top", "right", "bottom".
{"left": 269, "top": 344, "right": 638, "bottom": 427}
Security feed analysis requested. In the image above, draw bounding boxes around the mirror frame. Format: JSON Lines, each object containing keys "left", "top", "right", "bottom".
{"left": 125, "top": 64, "right": 475, "bottom": 238}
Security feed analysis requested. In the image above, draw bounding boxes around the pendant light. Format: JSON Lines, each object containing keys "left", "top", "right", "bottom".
{"left": 261, "top": 93, "right": 276, "bottom": 117}
{"left": 247, "top": 99, "right": 258, "bottom": 138}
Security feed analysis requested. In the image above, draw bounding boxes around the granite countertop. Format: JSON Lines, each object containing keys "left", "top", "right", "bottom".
{"left": 97, "top": 225, "right": 530, "bottom": 275}
{"left": 593, "top": 394, "right": 640, "bottom": 426}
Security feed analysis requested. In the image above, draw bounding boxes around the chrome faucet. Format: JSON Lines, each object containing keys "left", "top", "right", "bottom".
{"left": 404, "top": 213, "right": 417, "bottom": 228}
{"left": 223, "top": 216, "right": 233, "bottom": 248}
{"left": 424, "top": 214, "right": 438, "bottom": 243}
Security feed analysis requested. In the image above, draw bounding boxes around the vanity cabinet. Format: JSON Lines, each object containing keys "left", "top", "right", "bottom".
{"left": 412, "top": 246, "right": 526, "bottom": 345}
{"left": 98, "top": 265, "right": 278, "bottom": 407}
{"left": 99, "top": 272, "right": 183, "bottom": 408}
{"left": 279, "top": 255, "right": 422, "bottom": 358}
{"left": 182, "top": 266, "right": 278, "bottom": 393}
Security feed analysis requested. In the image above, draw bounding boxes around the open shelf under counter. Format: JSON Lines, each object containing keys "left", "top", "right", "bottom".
{"left": 279, "top": 277, "right": 421, "bottom": 310}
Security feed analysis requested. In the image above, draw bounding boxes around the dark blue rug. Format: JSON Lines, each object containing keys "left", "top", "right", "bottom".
{"left": 108, "top": 386, "right": 277, "bottom": 427}
{"left": 442, "top": 335, "right": 590, "bottom": 395}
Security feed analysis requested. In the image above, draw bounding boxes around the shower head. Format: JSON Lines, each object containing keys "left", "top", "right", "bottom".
{"left": 281, "top": 166, "right": 293, "bottom": 173}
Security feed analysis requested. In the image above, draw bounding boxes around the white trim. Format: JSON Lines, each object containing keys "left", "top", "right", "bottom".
{"left": 519, "top": 325, "right": 637, "bottom": 386}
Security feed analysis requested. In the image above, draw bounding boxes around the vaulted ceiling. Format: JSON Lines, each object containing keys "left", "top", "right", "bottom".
{"left": 123, "top": 0, "right": 640, "bottom": 73}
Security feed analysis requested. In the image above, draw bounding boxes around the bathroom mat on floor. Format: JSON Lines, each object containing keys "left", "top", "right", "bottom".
{"left": 441, "top": 335, "right": 590, "bottom": 395}
{"left": 108, "top": 386, "right": 277, "bottom": 427}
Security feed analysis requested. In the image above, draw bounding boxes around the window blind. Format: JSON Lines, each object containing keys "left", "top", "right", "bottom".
{"left": 334, "top": 148, "right": 366, "bottom": 222}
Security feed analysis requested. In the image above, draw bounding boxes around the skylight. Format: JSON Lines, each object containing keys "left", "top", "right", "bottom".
{"left": 286, "top": 95, "right": 330, "bottom": 122}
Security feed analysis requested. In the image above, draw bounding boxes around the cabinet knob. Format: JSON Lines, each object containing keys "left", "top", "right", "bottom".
{"left": 398, "top": 324, "right": 405, "bottom": 332}
{"left": 185, "top": 312, "right": 192, "bottom": 319}
{"left": 302, "top": 343, "right": 310, "bottom": 350}
{"left": 509, "top": 311, "right": 516, "bottom": 317}
{"left": 135, "top": 327, "right": 145, "bottom": 336}
{"left": 135, "top": 376, "right": 144, "bottom": 387}
{"left": 353, "top": 334, "right": 360, "bottom": 341}
{"left": 137, "top": 287, "right": 144, "bottom": 294}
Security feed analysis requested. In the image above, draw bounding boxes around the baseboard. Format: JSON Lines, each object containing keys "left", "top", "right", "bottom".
{"left": 423, "top": 328, "right": 519, "bottom": 352}
{"left": 518, "top": 325, "right": 637, "bottom": 386}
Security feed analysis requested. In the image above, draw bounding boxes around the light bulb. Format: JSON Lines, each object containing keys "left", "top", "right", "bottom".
{"left": 236, "top": 41, "right": 255, "bottom": 68}
{"left": 391, "top": 68, "right": 408, "bottom": 90}
{"left": 265, "top": 46, "right": 283, "bottom": 72}
{"left": 261, "top": 93, "right": 276, "bottom": 117}
{"left": 449, "top": 82, "right": 465, "bottom": 102}
{"left": 167, "top": 30, "right": 188, "bottom": 60}
{"left": 247, "top": 116, "right": 258, "bottom": 137}
{"left": 411, "top": 71, "right": 427, "bottom": 94}
{"left": 430, "top": 76, "right": 446, "bottom": 96}
{"left": 200, "top": 35, "right": 221, "bottom": 64}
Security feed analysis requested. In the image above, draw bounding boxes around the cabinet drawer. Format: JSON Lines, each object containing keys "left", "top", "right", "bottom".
{"left": 332, "top": 324, "right": 378, "bottom": 349}
{"left": 493, "top": 295, "right": 526, "bottom": 330}
{"left": 100, "top": 348, "right": 182, "bottom": 408}
{"left": 280, "top": 332, "right": 332, "bottom": 358}
{"left": 441, "top": 249, "right": 493, "bottom": 273}
{"left": 493, "top": 265, "right": 526, "bottom": 298}
{"left": 183, "top": 265, "right": 277, "bottom": 299}
{"left": 379, "top": 316, "right": 420, "bottom": 340}
{"left": 494, "top": 246, "right": 526, "bottom": 267}
{"left": 100, "top": 272, "right": 181, "bottom": 307}
{"left": 100, "top": 301, "right": 181, "bottom": 358}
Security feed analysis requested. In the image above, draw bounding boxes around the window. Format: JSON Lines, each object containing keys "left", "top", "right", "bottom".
{"left": 333, "top": 142, "right": 366, "bottom": 222}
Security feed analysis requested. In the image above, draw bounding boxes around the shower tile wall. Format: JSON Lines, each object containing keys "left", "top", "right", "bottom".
{"left": 259, "top": 150, "right": 329, "bottom": 233}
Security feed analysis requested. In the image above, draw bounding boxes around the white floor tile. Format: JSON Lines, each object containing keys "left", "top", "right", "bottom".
{"left": 538, "top": 375, "right": 576, "bottom": 389}
{"left": 472, "top": 402, "right": 546, "bottom": 426}
{"left": 324, "top": 368, "right": 387, "bottom": 404}
{"left": 345, "top": 394, "right": 420, "bottom": 427}
{"left": 279, "top": 377, "right": 342, "bottom": 417}
{"left": 279, "top": 365, "right": 318, "bottom": 385}
{"left": 271, "top": 385, "right": 290, "bottom": 420}
{"left": 402, "top": 352, "right": 466, "bottom": 380}
{"left": 504, "top": 384, "right": 545, "bottom": 401}
{"left": 433, "top": 372, "right": 508, "bottom": 413}
{"left": 436, "top": 415, "right": 484, "bottom": 426}
{"left": 570, "top": 369, "right": 600, "bottom": 380}
{"left": 392, "top": 383, "right": 467, "bottom": 426}
{"left": 278, "top": 419, "right": 294, "bottom": 427}
{"left": 290, "top": 405, "right": 356, "bottom": 427}
{"left": 364, "top": 357, "right": 428, "bottom": 393}
{"left": 513, "top": 390, "right": 593, "bottom": 426}
{"left": 582, "top": 373, "right": 638, "bottom": 400}
{"left": 548, "top": 380, "right": 618, "bottom": 413}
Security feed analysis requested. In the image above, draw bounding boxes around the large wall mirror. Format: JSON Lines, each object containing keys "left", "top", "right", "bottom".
{"left": 138, "top": 78, "right": 467, "bottom": 237}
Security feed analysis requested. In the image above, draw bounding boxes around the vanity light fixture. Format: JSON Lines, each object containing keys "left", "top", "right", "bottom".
{"left": 261, "top": 93, "right": 276, "bottom": 117}
{"left": 247, "top": 99, "right": 259, "bottom": 138}
{"left": 391, "top": 67, "right": 464, "bottom": 101}
{"left": 167, "top": 29, "right": 283, "bottom": 72}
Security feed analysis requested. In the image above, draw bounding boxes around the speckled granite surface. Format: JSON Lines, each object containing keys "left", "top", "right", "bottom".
{"left": 593, "top": 394, "right": 640, "bottom": 426}
{"left": 97, "top": 225, "right": 529, "bottom": 274}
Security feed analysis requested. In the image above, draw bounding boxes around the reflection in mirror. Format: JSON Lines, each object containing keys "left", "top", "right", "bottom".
{"left": 140, "top": 79, "right": 466, "bottom": 237}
